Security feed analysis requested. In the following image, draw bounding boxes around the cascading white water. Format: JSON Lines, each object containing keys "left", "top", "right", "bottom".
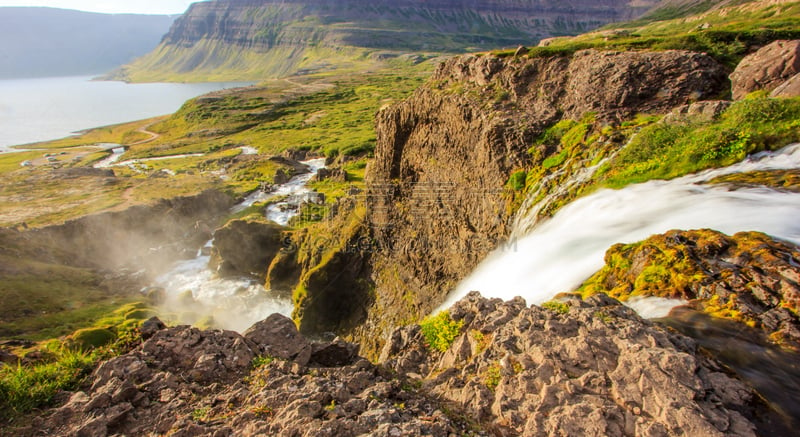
{"left": 440, "top": 144, "right": 800, "bottom": 312}
{"left": 154, "top": 157, "right": 326, "bottom": 331}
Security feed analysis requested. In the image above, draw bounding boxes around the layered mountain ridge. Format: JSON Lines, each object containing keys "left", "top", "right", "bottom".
{"left": 111, "top": 0, "right": 660, "bottom": 81}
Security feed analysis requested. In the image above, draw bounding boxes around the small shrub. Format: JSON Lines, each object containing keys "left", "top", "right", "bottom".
{"left": 419, "top": 311, "right": 464, "bottom": 352}
{"left": 252, "top": 406, "right": 274, "bottom": 418}
{"left": 542, "top": 149, "right": 569, "bottom": 169}
{"left": 507, "top": 170, "right": 528, "bottom": 191}
{"left": 535, "top": 119, "right": 578, "bottom": 147}
{"left": 485, "top": 363, "right": 502, "bottom": 391}
{"left": 470, "top": 330, "right": 492, "bottom": 354}
{"left": 560, "top": 123, "right": 590, "bottom": 149}
{"left": 252, "top": 355, "right": 275, "bottom": 368}
{"left": 542, "top": 301, "right": 570, "bottom": 314}
{"left": 124, "top": 309, "right": 156, "bottom": 320}
{"left": 192, "top": 407, "right": 210, "bottom": 421}
{"left": 593, "top": 311, "right": 613, "bottom": 323}
{"left": 69, "top": 327, "right": 116, "bottom": 351}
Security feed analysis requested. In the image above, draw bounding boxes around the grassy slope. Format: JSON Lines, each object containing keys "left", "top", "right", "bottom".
{"left": 504, "top": 0, "right": 800, "bottom": 223}
{"left": 0, "top": 61, "right": 432, "bottom": 423}
{"left": 0, "top": 61, "right": 432, "bottom": 342}
{"left": 496, "top": 0, "right": 800, "bottom": 68}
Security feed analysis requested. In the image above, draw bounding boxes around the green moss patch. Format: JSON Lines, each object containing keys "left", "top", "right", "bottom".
{"left": 419, "top": 311, "right": 464, "bottom": 352}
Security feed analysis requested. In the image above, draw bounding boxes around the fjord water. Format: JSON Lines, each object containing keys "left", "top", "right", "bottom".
{"left": 444, "top": 144, "right": 800, "bottom": 309}
{"left": 0, "top": 76, "right": 251, "bottom": 151}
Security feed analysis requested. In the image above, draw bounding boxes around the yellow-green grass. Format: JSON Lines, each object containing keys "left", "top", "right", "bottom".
{"left": 0, "top": 254, "right": 143, "bottom": 341}
{"left": 0, "top": 302, "right": 153, "bottom": 422}
{"left": 493, "top": 1, "right": 800, "bottom": 68}
{"left": 595, "top": 96, "right": 800, "bottom": 188}
{"left": 12, "top": 117, "right": 163, "bottom": 151}
{"left": 0, "top": 151, "right": 43, "bottom": 173}
{"left": 122, "top": 69, "right": 429, "bottom": 160}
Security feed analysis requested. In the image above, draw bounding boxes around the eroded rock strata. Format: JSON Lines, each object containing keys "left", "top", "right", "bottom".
{"left": 347, "top": 49, "right": 728, "bottom": 354}
{"left": 22, "top": 293, "right": 779, "bottom": 436}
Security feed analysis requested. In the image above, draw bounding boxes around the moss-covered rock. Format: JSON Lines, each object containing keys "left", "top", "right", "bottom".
{"left": 69, "top": 327, "right": 117, "bottom": 351}
{"left": 291, "top": 199, "right": 373, "bottom": 336}
{"left": 708, "top": 169, "right": 800, "bottom": 192}
{"left": 209, "top": 218, "right": 287, "bottom": 278}
{"left": 580, "top": 229, "right": 800, "bottom": 349}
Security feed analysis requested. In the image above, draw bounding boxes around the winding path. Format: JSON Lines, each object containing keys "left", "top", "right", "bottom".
{"left": 127, "top": 122, "right": 161, "bottom": 146}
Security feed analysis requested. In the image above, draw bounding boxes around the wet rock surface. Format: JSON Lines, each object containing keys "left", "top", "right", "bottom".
{"left": 581, "top": 229, "right": 800, "bottom": 349}
{"left": 730, "top": 39, "right": 800, "bottom": 99}
{"left": 209, "top": 218, "right": 286, "bottom": 278}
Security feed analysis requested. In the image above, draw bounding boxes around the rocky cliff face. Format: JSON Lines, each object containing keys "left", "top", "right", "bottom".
{"left": 354, "top": 48, "right": 728, "bottom": 355}
{"left": 113, "top": 0, "right": 660, "bottom": 81}
{"left": 18, "top": 293, "right": 786, "bottom": 436}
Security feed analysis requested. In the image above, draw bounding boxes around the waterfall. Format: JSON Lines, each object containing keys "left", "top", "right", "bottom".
{"left": 511, "top": 138, "right": 630, "bottom": 239}
{"left": 440, "top": 144, "right": 800, "bottom": 311}
{"left": 153, "top": 158, "right": 326, "bottom": 332}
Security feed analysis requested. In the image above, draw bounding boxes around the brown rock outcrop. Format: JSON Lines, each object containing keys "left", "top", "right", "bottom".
{"left": 23, "top": 294, "right": 790, "bottom": 436}
{"left": 312, "top": 167, "right": 347, "bottom": 183}
{"left": 379, "top": 292, "right": 769, "bottom": 436}
{"left": 358, "top": 49, "right": 728, "bottom": 356}
{"left": 771, "top": 72, "right": 800, "bottom": 98}
{"left": 209, "top": 218, "right": 286, "bottom": 278}
{"left": 25, "top": 315, "right": 460, "bottom": 436}
{"left": 730, "top": 39, "right": 800, "bottom": 99}
{"left": 580, "top": 229, "right": 800, "bottom": 348}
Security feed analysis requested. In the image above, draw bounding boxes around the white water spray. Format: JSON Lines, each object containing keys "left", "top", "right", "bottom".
{"left": 154, "top": 157, "right": 326, "bottom": 331}
{"left": 441, "top": 144, "right": 800, "bottom": 312}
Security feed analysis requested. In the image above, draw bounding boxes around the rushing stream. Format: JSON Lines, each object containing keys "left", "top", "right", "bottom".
{"left": 152, "top": 158, "right": 325, "bottom": 332}
{"left": 440, "top": 144, "right": 800, "bottom": 431}
{"left": 443, "top": 143, "right": 800, "bottom": 310}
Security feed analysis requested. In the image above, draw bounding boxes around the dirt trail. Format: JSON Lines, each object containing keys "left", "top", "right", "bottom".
{"left": 127, "top": 121, "right": 161, "bottom": 146}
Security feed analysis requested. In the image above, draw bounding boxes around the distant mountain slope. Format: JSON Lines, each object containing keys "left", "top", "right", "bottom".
{"left": 112, "top": 0, "right": 660, "bottom": 82}
{"left": 0, "top": 7, "right": 175, "bottom": 79}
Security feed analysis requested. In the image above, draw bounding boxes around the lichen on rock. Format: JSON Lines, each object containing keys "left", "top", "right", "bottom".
{"left": 580, "top": 229, "right": 800, "bottom": 349}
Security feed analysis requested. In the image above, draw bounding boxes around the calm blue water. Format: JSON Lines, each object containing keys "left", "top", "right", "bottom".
{"left": 0, "top": 76, "right": 251, "bottom": 151}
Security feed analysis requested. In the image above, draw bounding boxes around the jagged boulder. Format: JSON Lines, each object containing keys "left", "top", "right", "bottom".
{"left": 24, "top": 316, "right": 459, "bottom": 436}
{"left": 382, "top": 292, "right": 765, "bottom": 436}
{"left": 243, "top": 313, "right": 313, "bottom": 365}
{"left": 312, "top": 167, "right": 348, "bottom": 183}
{"left": 209, "top": 219, "right": 286, "bottom": 278}
{"left": 730, "top": 40, "right": 800, "bottom": 99}
{"left": 580, "top": 229, "right": 800, "bottom": 348}
{"left": 771, "top": 72, "right": 800, "bottom": 98}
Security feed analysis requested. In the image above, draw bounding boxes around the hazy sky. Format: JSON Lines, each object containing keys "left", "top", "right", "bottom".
{"left": 0, "top": 0, "right": 208, "bottom": 15}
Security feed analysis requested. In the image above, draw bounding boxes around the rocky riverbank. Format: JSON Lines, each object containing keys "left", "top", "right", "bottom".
{"left": 15, "top": 289, "right": 792, "bottom": 436}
